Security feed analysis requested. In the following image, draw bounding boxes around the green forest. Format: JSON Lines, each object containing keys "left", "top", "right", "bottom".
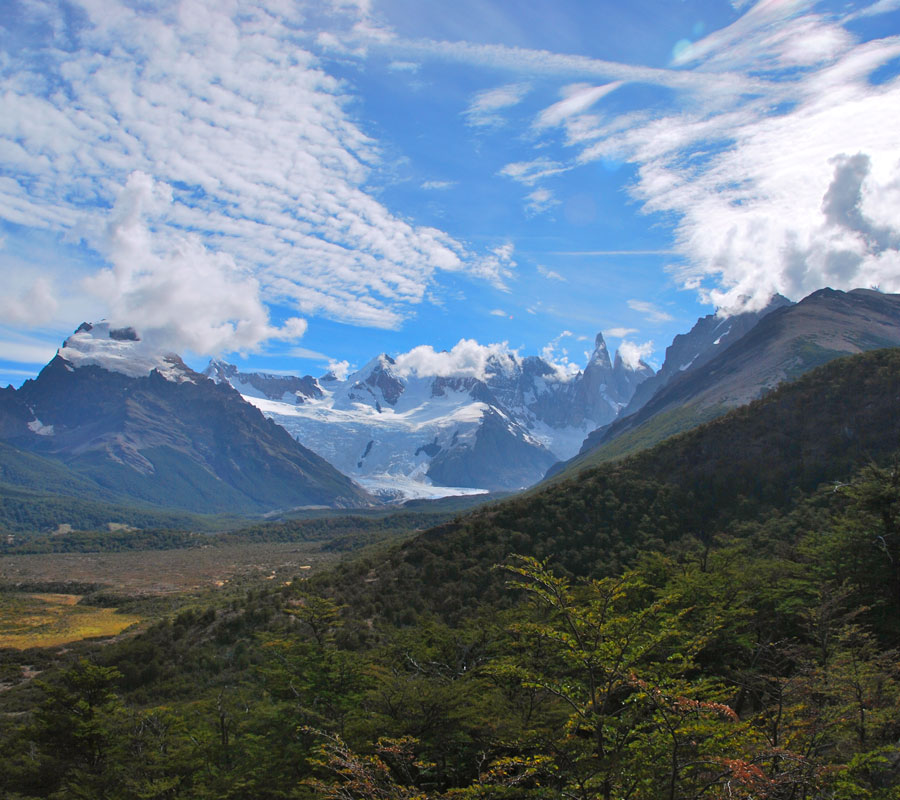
{"left": 1, "top": 350, "right": 900, "bottom": 799}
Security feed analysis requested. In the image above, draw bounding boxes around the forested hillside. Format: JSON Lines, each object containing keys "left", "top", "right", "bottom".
{"left": 1, "top": 349, "right": 899, "bottom": 799}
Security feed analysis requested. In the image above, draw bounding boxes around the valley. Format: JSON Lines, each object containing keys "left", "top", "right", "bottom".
{"left": 2, "top": 336, "right": 900, "bottom": 798}
{"left": 4, "top": 2, "right": 900, "bottom": 796}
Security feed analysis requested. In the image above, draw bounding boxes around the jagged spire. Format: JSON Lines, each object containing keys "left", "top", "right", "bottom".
{"left": 588, "top": 332, "right": 612, "bottom": 371}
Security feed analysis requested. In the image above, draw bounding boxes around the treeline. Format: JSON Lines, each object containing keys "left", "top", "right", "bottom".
{"left": 0, "top": 482, "right": 230, "bottom": 535}
{"left": 0, "top": 508, "right": 463, "bottom": 555}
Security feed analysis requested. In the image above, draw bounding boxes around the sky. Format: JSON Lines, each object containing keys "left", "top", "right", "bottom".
{"left": 1, "top": 0, "right": 899, "bottom": 387}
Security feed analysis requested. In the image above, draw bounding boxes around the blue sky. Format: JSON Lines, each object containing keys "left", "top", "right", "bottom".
{"left": 1, "top": 0, "right": 900, "bottom": 386}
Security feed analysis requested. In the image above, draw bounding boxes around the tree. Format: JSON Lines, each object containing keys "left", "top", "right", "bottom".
{"left": 480, "top": 556, "right": 765, "bottom": 800}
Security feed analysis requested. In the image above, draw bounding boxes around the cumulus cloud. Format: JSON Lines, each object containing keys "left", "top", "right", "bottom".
{"left": 0, "top": 0, "right": 509, "bottom": 348}
{"left": 83, "top": 172, "right": 307, "bottom": 356}
{"left": 617, "top": 339, "right": 653, "bottom": 369}
{"left": 326, "top": 359, "right": 352, "bottom": 380}
{"left": 489, "top": 308, "right": 510, "bottom": 317}
{"left": 464, "top": 82, "right": 531, "bottom": 127}
{"left": 393, "top": 338, "right": 517, "bottom": 380}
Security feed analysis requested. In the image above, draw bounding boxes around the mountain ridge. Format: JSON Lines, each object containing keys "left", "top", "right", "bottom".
{"left": 549, "top": 288, "right": 900, "bottom": 478}
{"left": 206, "top": 333, "right": 653, "bottom": 497}
{"left": 0, "top": 324, "right": 376, "bottom": 514}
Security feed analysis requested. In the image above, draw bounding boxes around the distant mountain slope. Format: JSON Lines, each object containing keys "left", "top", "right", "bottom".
{"left": 623, "top": 294, "right": 792, "bottom": 416}
{"left": 207, "top": 333, "right": 652, "bottom": 497}
{"left": 0, "top": 323, "right": 375, "bottom": 514}
{"left": 552, "top": 288, "right": 900, "bottom": 477}
{"left": 323, "top": 347, "right": 900, "bottom": 621}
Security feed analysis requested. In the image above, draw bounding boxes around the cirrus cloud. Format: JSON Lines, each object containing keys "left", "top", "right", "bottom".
{"left": 0, "top": 0, "right": 505, "bottom": 351}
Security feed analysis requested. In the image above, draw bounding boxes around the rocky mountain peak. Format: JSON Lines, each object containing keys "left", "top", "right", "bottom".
{"left": 588, "top": 333, "right": 612, "bottom": 370}
{"left": 59, "top": 322, "right": 197, "bottom": 383}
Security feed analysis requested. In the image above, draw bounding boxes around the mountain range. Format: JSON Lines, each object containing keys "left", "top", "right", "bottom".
{"left": 204, "top": 333, "right": 653, "bottom": 498}
{"left": 1, "top": 287, "right": 898, "bottom": 522}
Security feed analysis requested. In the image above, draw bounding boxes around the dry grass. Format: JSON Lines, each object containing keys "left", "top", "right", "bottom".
{"left": 0, "top": 541, "right": 336, "bottom": 596}
{"left": 0, "top": 593, "right": 141, "bottom": 650}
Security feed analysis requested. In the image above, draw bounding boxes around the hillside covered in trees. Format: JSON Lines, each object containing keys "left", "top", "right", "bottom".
{"left": 1, "top": 349, "right": 900, "bottom": 799}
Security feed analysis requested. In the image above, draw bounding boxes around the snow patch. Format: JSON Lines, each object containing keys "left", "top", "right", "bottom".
{"left": 59, "top": 322, "right": 197, "bottom": 382}
{"left": 27, "top": 418, "right": 54, "bottom": 436}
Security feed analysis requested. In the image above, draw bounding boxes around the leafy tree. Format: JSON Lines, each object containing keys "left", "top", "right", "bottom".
{"left": 481, "top": 556, "right": 763, "bottom": 800}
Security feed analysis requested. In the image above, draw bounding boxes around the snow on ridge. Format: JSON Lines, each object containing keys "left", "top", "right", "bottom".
{"left": 59, "top": 322, "right": 196, "bottom": 382}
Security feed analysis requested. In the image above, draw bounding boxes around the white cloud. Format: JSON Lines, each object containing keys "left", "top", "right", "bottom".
{"left": 526, "top": 188, "right": 559, "bottom": 215}
{"left": 470, "top": 243, "right": 517, "bottom": 290}
{"left": 539, "top": 330, "right": 581, "bottom": 378}
{"left": 287, "top": 346, "right": 332, "bottom": 361}
{"left": 326, "top": 359, "right": 352, "bottom": 380}
{"left": 0, "top": 277, "right": 59, "bottom": 326}
{"left": 535, "top": 81, "right": 623, "bottom": 129}
{"left": 388, "top": 60, "right": 419, "bottom": 72}
{"left": 378, "top": 35, "right": 766, "bottom": 100}
{"left": 393, "top": 338, "right": 517, "bottom": 380}
{"left": 464, "top": 82, "right": 531, "bottom": 127}
{"left": 617, "top": 339, "right": 653, "bottom": 369}
{"left": 604, "top": 326, "right": 638, "bottom": 338}
{"left": 537, "top": 264, "right": 566, "bottom": 281}
{"left": 0, "top": 0, "right": 506, "bottom": 350}
{"left": 499, "top": 158, "right": 570, "bottom": 186}
{"left": 552, "top": 3, "right": 900, "bottom": 312}
{"left": 489, "top": 308, "right": 510, "bottom": 317}
{"left": 627, "top": 300, "right": 674, "bottom": 323}
{"left": 421, "top": 180, "right": 456, "bottom": 190}
{"left": 82, "top": 171, "right": 308, "bottom": 356}
{"left": 0, "top": 330, "right": 61, "bottom": 364}
{"left": 852, "top": 0, "right": 900, "bottom": 18}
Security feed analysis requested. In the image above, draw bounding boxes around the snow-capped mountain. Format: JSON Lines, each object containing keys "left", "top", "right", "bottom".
{"left": 206, "top": 334, "right": 653, "bottom": 498}
{"left": 0, "top": 323, "right": 375, "bottom": 513}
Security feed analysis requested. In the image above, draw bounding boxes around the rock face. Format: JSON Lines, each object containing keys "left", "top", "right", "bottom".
{"left": 206, "top": 334, "right": 654, "bottom": 498}
{"left": 623, "top": 295, "right": 793, "bottom": 417}
{"left": 0, "top": 323, "right": 375, "bottom": 513}
{"left": 205, "top": 360, "right": 323, "bottom": 404}
{"left": 572, "top": 288, "right": 900, "bottom": 465}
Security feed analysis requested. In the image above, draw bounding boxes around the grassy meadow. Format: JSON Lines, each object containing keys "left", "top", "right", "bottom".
{"left": 0, "top": 592, "right": 141, "bottom": 650}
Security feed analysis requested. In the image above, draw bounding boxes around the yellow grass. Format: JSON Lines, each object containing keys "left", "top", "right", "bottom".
{"left": 0, "top": 593, "right": 141, "bottom": 649}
